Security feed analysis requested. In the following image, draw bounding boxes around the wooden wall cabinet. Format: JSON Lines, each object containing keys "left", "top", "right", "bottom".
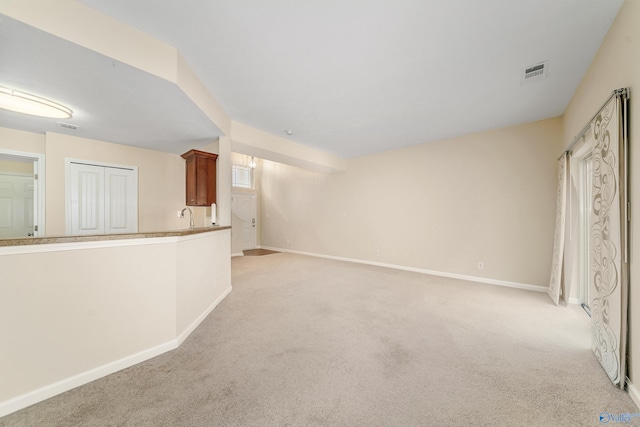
{"left": 181, "top": 149, "right": 218, "bottom": 206}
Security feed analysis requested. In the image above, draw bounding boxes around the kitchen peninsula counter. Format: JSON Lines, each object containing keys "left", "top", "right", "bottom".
{"left": 0, "top": 225, "right": 232, "bottom": 416}
{"left": 0, "top": 225, "right": 231, "bottom": 247}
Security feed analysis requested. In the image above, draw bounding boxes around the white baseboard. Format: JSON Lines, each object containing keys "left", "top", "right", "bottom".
{"left": 261, "top": 246, "right": 547, "bottom": 293}
{"left": 0, "top": 286, "right": 233, "bottom": 418}
{"left": 0, "top": 340, "right": 177, "bottom": 418}
{"left": 568, "top": 297, "right": 581, "bottom": 305}
{"left": 177, "top": 285, "right": 232, "bottom": 346}
{"left": 628, "top": 381, "right": 640, "bottom": 410}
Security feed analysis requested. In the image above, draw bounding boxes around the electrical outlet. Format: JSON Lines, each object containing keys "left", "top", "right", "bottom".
{"left": 451, "top": 259, "right": 457, "bottom": 267}
{"left": 177, "top": 210, "right": 183, "bottom": 218}
{"left": 286, "top": 239, "right": 290, "bottom": 245}
{"left": 477, "top": 262, "right": 485, "bottom": 270}
{"left": 376, "top": 249, "right": 380, "bottom": 256}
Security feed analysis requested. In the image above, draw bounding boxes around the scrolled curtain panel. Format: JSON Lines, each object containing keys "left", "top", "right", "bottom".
{"left": 551, "top": 88, "right": 629, "bottom": 389}
{"left": 588, "top": 91, "right": 629, "bottom": 388}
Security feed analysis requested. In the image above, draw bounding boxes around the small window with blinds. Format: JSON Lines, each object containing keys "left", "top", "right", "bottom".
{"left": 232, "top": 165, "right": 252, "bottom": 189}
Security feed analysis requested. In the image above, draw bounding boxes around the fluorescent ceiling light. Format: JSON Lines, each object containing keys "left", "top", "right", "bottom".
{"left": 0, "top": 86, "right": 73, "bottom": 119}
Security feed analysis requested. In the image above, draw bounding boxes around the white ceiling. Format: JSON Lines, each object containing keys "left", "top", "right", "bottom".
{"left": 0, "top": 15, "right": 222, "bottom": 154}
{"left": 1, "top": 1, "right": 624, "bottom": 158}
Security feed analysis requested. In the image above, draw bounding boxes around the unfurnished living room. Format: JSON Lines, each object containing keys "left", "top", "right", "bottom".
{"left": 0, "top": 1, "right": 639, "bottom": 426}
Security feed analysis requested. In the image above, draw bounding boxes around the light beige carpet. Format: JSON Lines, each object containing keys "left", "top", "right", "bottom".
{"left": 1, "top": 253, "right": 637, "bottom": 426}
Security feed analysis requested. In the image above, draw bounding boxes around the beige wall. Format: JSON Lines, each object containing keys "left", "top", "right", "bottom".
{"left": 231, "top": 121, "right": 347, "bottom": 173}
{"left": 43, "top": 132, "right": 188, "bottom": 235}
{"left": 0, "top": 127, "right": 45, "bottom": 154}
{"left": 0, "top": 242, "right": 177, "bottom": 404}
{"left": 176, "top": 230, "right": 231, "bottom": 335}
{"left": 562, "top": 0, "right": 640, "bottom": 382}
{"left": 202, "top": 137, "right": 233, "bottom": 228}
{"left": 260, "top": 117, "right": 562, "bottom": 287}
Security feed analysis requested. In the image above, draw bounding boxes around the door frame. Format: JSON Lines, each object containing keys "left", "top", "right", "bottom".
{"left": 0, "top": 148, "right": 45, "bottom": 236}
{"left": 577, "top": 150, "right": 593, "bottom": 310}
{"left": 570, "top": 137, "right": 595, "bottom": 311}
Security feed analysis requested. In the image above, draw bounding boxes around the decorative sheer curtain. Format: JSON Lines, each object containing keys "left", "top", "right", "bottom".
{"left": 550, "top": 88, "right": 629, "bottom": 388}
{"left": 548, "top": 152, "right": 569, "bottom": 305}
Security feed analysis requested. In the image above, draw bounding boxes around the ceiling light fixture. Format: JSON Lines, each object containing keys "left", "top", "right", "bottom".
{"left": 285, "top": 129, "right": 294, "bottom": 136}
{"left": 0, "top": 86, "right": 73, "bottom": 119}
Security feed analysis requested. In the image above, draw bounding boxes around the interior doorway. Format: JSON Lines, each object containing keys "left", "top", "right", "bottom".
{"left": 578, "top": 152, "right": 593, "bottom": 314}
{"left": 0, "top": 173, "right": 34, "bottom": 238}
{"left": 0, "top": 149, "right": 45, "bottom": 237}
{"left": 571, "top": 138, "right": 595, "bottom": 315}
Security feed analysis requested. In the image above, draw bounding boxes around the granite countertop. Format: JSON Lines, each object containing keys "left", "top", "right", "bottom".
{"left": 0, "top": 225, "right": 231, "bottom": 247}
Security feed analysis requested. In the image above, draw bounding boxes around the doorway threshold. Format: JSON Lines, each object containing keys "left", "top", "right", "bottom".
{"left": 243, "top": 249, "right": 280, "bottom": 256}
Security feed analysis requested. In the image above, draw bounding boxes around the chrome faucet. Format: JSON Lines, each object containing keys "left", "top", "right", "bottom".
{"left": 180, "top": 207, "right": 194, "bottom": 229}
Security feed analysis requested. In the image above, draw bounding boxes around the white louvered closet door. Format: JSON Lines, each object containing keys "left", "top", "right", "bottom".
{"left": 70, "top": 163, "right": 105, "bottom": 235}
{"left": 104, "top": 167, "right": 137, "bottom": 234}
{"left": 69, "top": 162, "right": 137, "bottom": 235}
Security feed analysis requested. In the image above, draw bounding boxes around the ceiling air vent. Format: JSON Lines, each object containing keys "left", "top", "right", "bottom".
{"left": 521, "top": 61, "right": 549, "bottom": 85}
{"left": 57, "top": 121, "right": 79, "bottom": 130}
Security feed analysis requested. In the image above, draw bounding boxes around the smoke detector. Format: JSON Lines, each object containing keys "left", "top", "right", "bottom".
{"left": 521, "top": 61, "right": 549, "bottom": 85}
